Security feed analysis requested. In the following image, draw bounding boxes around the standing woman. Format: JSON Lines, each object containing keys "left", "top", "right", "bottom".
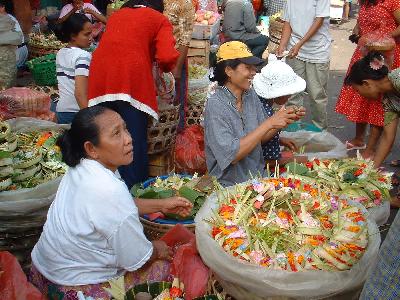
{"left": 336, "top": 0, "right": 400, "bottom": 158}
{"left": 88, "top": 0, "right": 179, "bottom": 188}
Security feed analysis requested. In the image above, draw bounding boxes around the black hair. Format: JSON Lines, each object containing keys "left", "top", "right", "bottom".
{"left": 211, "top": 59, "right": 242, "bottom": 86}
{"left": 344, "top": 51, "right": 389, "bottom": 85}
{"left": 54, "top": 13, "right": 91, "bottom": 43}
{"left": 122, "top": 0, "right": 164, "bottom": 13}
{"left": 0, "top": 0, "right": 5, "bottom": 7}
{"left": 57, "top": 106, "right": 111, "bottom": 167}
{"left": 359, "top": 0, "right": 380, "bottom": 6}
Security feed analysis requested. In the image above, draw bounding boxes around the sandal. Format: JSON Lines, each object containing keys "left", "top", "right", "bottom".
{"left": 390, "top": 160, "right": 400, "bottom": 167}
{"left": 345, "top": 141, "right": 367, "bottom": 151}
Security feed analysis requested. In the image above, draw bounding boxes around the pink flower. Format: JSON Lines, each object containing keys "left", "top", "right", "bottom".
{"left": 370, "top": 57, "right": 384, "bottom": 70}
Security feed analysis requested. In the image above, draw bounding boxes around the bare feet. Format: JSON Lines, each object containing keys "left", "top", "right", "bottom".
{"left": 346, "top": 138, "right": 366, "bottom": 150}
{"left": 361, "top": 149, "right": 375, "bottom": 160}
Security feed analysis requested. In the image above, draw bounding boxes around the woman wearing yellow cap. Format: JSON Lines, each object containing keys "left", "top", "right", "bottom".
{"left": 204, "top": 41, "right": 303, "bottom": 186}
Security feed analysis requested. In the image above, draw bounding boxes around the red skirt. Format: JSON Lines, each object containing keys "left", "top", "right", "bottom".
{"left": 335, "top": 43, "right": 400, "bottom": 127}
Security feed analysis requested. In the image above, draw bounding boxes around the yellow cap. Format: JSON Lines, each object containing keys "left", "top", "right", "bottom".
{"left": 216, "top": 41, "right": 263, "bottom": 65}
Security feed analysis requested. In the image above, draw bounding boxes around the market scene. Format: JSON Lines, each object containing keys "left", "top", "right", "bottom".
{"left": 0, "top": 0, "right": 400, "bottom": 299}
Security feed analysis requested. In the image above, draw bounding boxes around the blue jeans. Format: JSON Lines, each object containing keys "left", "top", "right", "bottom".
{"left": 56, "top": 112, "right": 76, "bottom": 124}
{"left": 98, "top": 101, "right": 149, "bottom": 189}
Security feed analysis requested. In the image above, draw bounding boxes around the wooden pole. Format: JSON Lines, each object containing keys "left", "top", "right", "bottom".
{"left": 12, "top": 0, "right": 32, "bottom": 34}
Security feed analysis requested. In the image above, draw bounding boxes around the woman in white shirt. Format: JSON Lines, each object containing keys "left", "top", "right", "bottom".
{"left": 30, "top": 106, "right": 192, "bottom": 299}
{"left": 57, "top": 0, "right": 107, "bottom": 24}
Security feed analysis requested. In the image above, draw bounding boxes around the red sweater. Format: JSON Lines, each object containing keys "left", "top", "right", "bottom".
{"left": 88, "top": 7, "right": 179, "bottom": 119}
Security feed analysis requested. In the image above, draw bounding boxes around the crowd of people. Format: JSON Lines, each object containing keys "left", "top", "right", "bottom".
{"left": 0, "top": 0, "right": 400, "bottom": 298}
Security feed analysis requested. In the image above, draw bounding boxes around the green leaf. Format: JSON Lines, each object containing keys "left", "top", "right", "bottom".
{"left": 0, "top": 150, "right": 11, "bottom": 159}
{"left": 285, "top": 162, "right": 309, "bottom": 175}
{"left": 179, "top": 186, "right": 205, "bottom": 203}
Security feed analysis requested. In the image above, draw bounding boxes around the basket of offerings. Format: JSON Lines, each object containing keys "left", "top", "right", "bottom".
{"left": 0, "top": 118, "right": 68, "bottom": 271}
{"left": 132, "top": 174, "right": 216, "bottom": 240}
{"left": 195, "top": 177, "right": 380, "bottom": 299}
{"left": 285, "top": 155, "right": 392, "bottom": 225}
{"left": 28, "top": 32, "right": 66, "bottom": 59}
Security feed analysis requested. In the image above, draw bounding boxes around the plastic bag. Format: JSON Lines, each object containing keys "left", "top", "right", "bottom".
{"left": 0, "top": 88, "right": 55, "bottom": 121}
{"left": 188, "top": 65, "right": 210, "bottom": 105}
{"left": 359, "top": 30, "right": 395, "bottom": 69}
{"left": 175, "top": 125, "right": 206, "bottom": 175}
{"left": 0, "top": 118, "right": 68, "bottom": 230}
{"left": 161, "top": 225, "right": 209, "bottom": 300}
{"left": 280, "top": 130, "right": 348, "bottom": 160}
{"left": 153, "top": 64, "right": 175, "bottom": 106}
{"left": 0, "top": 251, "right": 45, "bottom": 300}
{"left": 195, "top": 192, "right": 381, "bottom": 300}
{"left": 368, "top": 201, "right": 390, "bottom": 226}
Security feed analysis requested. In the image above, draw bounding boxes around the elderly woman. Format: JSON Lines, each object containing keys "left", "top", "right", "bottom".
{"left": 30, "top": 107, "right": 192, "bottom": 299}
{"left": 204, "top": 41, "right": 302, "bottom": 186}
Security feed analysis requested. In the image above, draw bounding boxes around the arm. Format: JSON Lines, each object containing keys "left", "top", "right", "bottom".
{"left": 277, "top": 21, "right": 292, "bottom": 56}
{"left": 172, "top": 45, "right": 189, "bottom": 79}
{"left": 134, "top": 197, "right": 192, "bottom": 216}
{"left": 155, "top": 19, "right": 180, "bottom": 72}
{"left": 373, "top": 118, "right": 399, "bottom": 167}
{"left": 243, "top": 1, "right": 259, "bottom": 33}
{"left": 74, "top": 76, "right": 88, "bottom": 109}
{"left": 391, "top": 9, "right": 400, "bottom": 37}
{"left": 84, "top": 5, "right": 107, "bottom": 24}
{"left": 288, "top": 17, "right": 324, "bottom": 58}
{"left": 57, "top": 5, "right": 77, "bottom": 24}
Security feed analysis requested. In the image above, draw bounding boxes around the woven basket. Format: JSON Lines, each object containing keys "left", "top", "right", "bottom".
{"left": 140, "top": 217, "right": 195, "bottom": 241}
{"left": 186, "top": 103, "right": 204, "bottom": 126}
{"left": 27, "top": 54, "right": 57, "bottom": 86}
{"left": 147, "top": 104, "right": 180, "bottom": 155}
{"left": 269, "top": 18, "right": 284, "bottom": 38}
{"left": 28, "top": 44, "right": 61, "bottom": 59}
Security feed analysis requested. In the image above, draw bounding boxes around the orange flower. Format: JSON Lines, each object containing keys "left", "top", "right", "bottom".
{"left": 354, "top": 169, "right": 363, "bottom": 176}
{"left": 287, "top": 251, "right": 297, "bottom": 272}
{"left": 373, "top": 190, "right": 382, "bottom": 199}
{"left": 297, "top": 255, "right": 304, "bottom": 265}
{"left": 312, "top": 201, "right": 320, "bottom": 209}
{"left": 347, "top": 226, "right": 361, "bottom": 233}
{"left": 36, "top": 132, "right": 52, "bottom": 147}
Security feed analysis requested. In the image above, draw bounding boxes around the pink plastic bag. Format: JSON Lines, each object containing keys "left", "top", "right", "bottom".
{"left": 359, "top": 31, "right": 396, "bottom": 69}
{"left": 0, "top": 87, "right": 55, "bottom": 121}
{"left": 175, "top": 125, "right": 207, "bottom": 175}
{"left": 161, "top": 225, "right": 209, "bottom": 300}
{"left": 0, "top": 251, "right": 45, "bottom": 300}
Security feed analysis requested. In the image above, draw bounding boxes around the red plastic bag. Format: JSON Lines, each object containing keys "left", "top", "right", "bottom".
{"left": 0, "top": 251, "right": 45, "bottom": 300}
{"left": 175, "top": 125, "right": 206, "bottom": 175}
{"left": 161, "top": 225, "right": 209, "bottom": 300}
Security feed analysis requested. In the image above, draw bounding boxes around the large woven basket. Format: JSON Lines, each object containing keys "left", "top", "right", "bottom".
{"left": 186, "top": 103, "right": 204, "bottom": 126}
{"left": 147, "top": 104, "right": 180, "bottom": 155}
{"left": 140, "top": 217, "right": 195, "bottom": 241}
{"left": 28, "top": 44, "right": 62, "bottom": 59}
{"left": 269, "top": 18, "right": 284, "bottom": 38}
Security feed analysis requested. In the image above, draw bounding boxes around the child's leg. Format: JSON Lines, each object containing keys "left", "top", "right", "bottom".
{"left": 373, "top": 114, "right": 399, "bottom": 168}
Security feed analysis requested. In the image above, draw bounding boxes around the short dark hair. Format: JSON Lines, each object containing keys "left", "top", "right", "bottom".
{"left": 57, "top": 106, "right": 112, "bottom": 167}
{"left": 345, "top": 51, "right": 389, "bottom": 85}
{"left": 0, "top": 0, "right": 5, "bottom": 7}
{"left": 122, "top": 0, "right": 164, "bottom": 13}
{"left": 359, "top": 0, "right": 379, "bottom": 6}
{"left": 211, "top": 59, "right": 242, "bottom": 86}
{"left": 54, "top": 13, "right": 91, "bottom": 43}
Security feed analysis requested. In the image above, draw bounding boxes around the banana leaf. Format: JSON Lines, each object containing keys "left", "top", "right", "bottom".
{"left": 0, "top": 150, "right": 11, "bottom": 159}
{"left": 285, "top": 162, "right": 309, "bottom": 175}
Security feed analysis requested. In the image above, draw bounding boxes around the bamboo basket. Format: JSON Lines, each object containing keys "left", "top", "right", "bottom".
{"left": 147, "top": 104, "right": 180, "bottom": 155}
{"left": 140, "top": 217, "right": 195, "bottom": 241}
{"left": 366, "top": 44, "right": 395, "bottom": 52}
{"left": 268, "top": 18, "right": 284, "bottom": 54}
{"left": 186, "top": 103, "right": 204, "bottom": 126}
{"left": 28, "top": 44, "right": 62, "bottom": 59}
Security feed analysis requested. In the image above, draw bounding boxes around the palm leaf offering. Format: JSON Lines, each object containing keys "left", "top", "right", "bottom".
{"left": 131, "top": 174, "right": 217, "bottom": 220}
{"left": 0, "top": 121, "right": 67, "bottom": 191}
{"left": 285, "top": 155, "right": 392, "bottom": 208}
{"left": 208, "top": 177, "right": 369, "bottom": 272}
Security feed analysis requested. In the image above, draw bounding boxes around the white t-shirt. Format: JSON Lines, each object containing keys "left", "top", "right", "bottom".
{"left": 59, "top": 3, "right": 101, "bottom": 22}
{"left": 282, "top": 0, "right": 331, "bottom": 63}
{"left": 56, "top": 47, "right": 91, "bottom": 112}
{"left": 31, "top": 159, "right": 153, "bottom": 285}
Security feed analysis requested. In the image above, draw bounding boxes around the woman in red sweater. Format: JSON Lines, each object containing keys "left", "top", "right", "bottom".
{"left": 88, "top": 0, "right": 179, "bottom": 188}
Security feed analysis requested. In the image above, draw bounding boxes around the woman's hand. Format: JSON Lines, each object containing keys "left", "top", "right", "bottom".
{"left": 83, "top": 8, "right": 96, "bottom": 15}
{"left": 292, "top": 106, "right": 306, "bottom": 120}
{"left": 288, "top": 43, "right": 302, "bottom": 58}
{"left": 280, "top": 137, "right": 297, "bottom": 152}
{"left": 161, "top": 197, "right": 193, "bottom": 218}
{"left": 268, "top": 106, "right": 297, "bottom": 129}
{"left": 152, "top": 240, "right": 173, "bottom": 261}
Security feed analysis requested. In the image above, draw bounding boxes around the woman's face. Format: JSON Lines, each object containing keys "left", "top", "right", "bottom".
{"left": 71, "top": 22, "right": 93, "bottom": 48}
{"left": 226, "top": 63, "right": 257, "bottom": 91}
{"left": 72, "top": 0, "right": 84, "bottom": 8}
{"left": 85, "top": 110, "right": 133, "bottom": 171}
{"left": 352, "top": 80, "right": 382, "bottom": 100}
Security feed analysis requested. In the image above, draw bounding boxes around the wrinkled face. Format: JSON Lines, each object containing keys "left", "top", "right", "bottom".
{"left": 274, "top": 95, "right": 291, "bottom": 106}
{"left": 70, "top": 22, "right": 93, "bottom": 48}
{"left": 352, "top": 80, "right": 382, "bottom": 100}
{"left": 226, "top": 63, "right": 257, "bottom": 91}
{"left": 85, "top": 110, "right": 133, "bottom": 171}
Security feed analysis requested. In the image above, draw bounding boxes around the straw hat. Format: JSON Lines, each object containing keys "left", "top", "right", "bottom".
{"left": 253, "top": 55, "right": 306, "bottom": 99}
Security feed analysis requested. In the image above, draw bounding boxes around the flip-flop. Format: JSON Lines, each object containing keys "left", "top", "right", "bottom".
{"left": 345, "top": 141, "right": 367, "bottom": 151}
{"left": 390, "top": 160, "right": 400, "bottom": 167}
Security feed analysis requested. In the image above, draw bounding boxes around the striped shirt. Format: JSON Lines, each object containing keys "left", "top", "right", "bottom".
{"left": 56, "top": 47, "right": 91, "bottom": 112}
